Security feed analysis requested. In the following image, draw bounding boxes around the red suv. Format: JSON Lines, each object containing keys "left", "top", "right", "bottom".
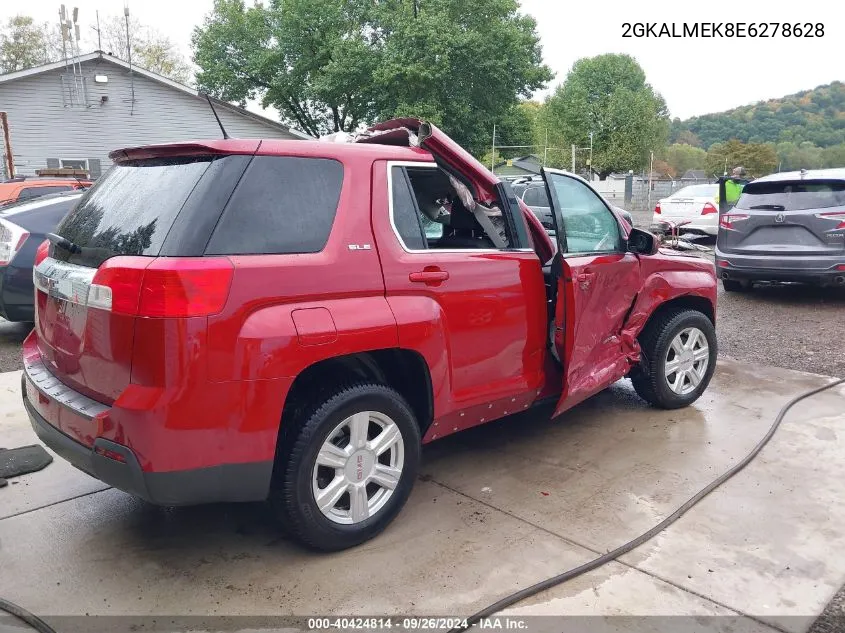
{"left": 23, "top": 120, "right": 717, "bottom": 550}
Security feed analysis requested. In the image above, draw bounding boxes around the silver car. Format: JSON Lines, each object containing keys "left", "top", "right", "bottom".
{"left": 715, "top": 168, "right": 845, "bottom": 290}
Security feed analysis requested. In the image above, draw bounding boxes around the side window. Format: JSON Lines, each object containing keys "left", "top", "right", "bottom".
{"left": 546, "top": 174, "right": 621, "bottom": 254}
{"left": 18, "top": 186, "right": 72, "bottom": 200}
{"left": 389, "top": 164, "right": 509, "bottom": 251}
{"left": 391, "top": 167, "right": 427, "bottom": 250}
{"left": 205, "top": 156, "right": 343, "bottom": 255}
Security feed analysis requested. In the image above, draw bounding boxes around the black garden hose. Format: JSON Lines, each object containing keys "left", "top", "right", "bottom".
{"left": 450, "top": 376, "right": 845, "bottom": 632}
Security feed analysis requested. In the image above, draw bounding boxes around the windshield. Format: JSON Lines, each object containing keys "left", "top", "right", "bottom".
{"left": 736, "top": 180, "right": 845, "bottom": 211}
{"left": 672, "top": 184, "right": 717, "bottom": 198}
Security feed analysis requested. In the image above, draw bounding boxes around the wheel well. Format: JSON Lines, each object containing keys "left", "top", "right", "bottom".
{"left": 281, "top": 349, "right": 435, "bottom": 438}
{"left": 645, "top": 295, "right": 715, "bottom": 328}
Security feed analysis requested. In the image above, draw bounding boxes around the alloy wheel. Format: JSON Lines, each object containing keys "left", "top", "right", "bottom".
{"left": 311, "top": 411, "right": 405, "bottom": 525}
{"left": 664, "top": 327, "right": 710, "bottom": 395}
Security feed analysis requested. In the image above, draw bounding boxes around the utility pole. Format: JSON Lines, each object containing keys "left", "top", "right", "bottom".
{"left": 93, "top": 10, "right": 102, "bottom": 50}
{"left": 490, "top": 124, "right": 496, "bottom": 173}
{"left": 0, "top": 112, "right": 15, "bottom": 179}
{"left": 59, "top": 5, "right": 68, "bottom": 70}
{"left": 571, "top": 144, "right": 575, "bottom": 172}
{"left": 588, "top": 132, "right": 594, "bottom": 181}
{"left": 543, "top": 129, "right": 548, "bottom": 167}
{"left": 647, "top": 151, "right": 654, "bottom": 213}
{"left": 125, "top": 4, "right": 136, "bottom": 115}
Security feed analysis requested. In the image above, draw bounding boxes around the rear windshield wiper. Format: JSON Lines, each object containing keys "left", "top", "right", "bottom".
{"left": 749, "top": 204, "right": 786, "bottom": 211}
{"left": 46, "top": 232, "right": 82, "bottom": 254}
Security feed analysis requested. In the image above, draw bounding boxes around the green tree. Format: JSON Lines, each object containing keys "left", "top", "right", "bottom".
{"left": 776, "top": 141, "right": 824, "bottom": 171}
{"left": 0, "top": 15, "right": 62, "bottom": 73}
{"left": 661, "top": 143, "right": 706, "bottom": 177}
{"left": 192, "top": 0, "right": 551, "bottom": 151}
{"left": 822, "top": 144, "right": 845, "bottom": 168}
{"left": 544, "top": 54, "right": 669, "bottom": 178}
{"left": 705, "top": 139, "right": 777, "bottom": 178}
{"left": 673, "top": 81, "right": 845, "bottom": 149}
{"left": 489, "top": 102, "right": 536, "bottom": 161}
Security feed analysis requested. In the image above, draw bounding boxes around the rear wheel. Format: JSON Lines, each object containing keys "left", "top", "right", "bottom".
{"left": 270, "top": 383, "right": 421, "bottom": 551}
{"left": 631, "top": 309, "right": 717, "bottom": 409}
{"left": 722, "top": 279, "right": 750, "bottom": 292}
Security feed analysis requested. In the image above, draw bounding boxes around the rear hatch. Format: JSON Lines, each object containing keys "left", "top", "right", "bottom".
{"left": 720, "top": 179, "right": 845, "bottom": 256}
{"left": 33, "top": 148, "right": 255, "bottom": 404}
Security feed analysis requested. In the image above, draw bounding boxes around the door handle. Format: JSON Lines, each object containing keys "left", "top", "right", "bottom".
{"left": 409, "top": 269, "right": 450, "bottom": 283}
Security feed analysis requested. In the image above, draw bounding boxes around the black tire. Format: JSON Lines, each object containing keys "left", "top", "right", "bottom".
{"left": 630, "top": 309, "right": 717, "bottom": 409}
{"left": 270, "top": 383, "right": 421, "bottom": 551}
{"left": 722, "top": 278, "right": 749, "bottom": 292}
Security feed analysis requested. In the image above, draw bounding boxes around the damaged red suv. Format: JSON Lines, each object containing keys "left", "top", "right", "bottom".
{"left": 23, "top": 119, "right": 717, "bottom": 550}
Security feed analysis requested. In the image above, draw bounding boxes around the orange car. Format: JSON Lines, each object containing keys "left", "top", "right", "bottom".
{"left": 0, "top": 177, "right": 92, "bottom": 207}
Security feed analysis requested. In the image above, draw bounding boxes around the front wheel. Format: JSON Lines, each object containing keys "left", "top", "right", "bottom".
{"left": 270, "top": 383, "right": 421, "bottom": 551}
{"left": 631, "top": 309, "right": 717, "bottom": 409}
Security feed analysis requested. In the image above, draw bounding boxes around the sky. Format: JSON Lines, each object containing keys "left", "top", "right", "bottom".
{"left": 5, "top": 0, "right": 844, "bottom": 121}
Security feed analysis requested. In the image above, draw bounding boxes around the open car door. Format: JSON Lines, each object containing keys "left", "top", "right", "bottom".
{"left": 541, "top": 168, "right": 642, "bottom": 417}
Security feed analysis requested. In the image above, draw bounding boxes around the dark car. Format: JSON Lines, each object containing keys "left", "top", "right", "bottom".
{"left": 511, "top": 178, "right": 553, "bottom": 231}
{"left": 715, "top": 169, "right": 845, "bottom": 291}
{"left": 0, "top": 191, "right": 82, "bottom": 321}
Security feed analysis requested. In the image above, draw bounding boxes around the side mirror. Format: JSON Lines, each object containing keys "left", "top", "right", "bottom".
{"left": 627, "top": 227, "right": 659, "bottom": 255}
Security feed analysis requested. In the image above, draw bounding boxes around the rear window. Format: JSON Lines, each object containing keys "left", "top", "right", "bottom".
{"left": 205, "top": 156, "right": 343, "bottom": 255}
{"left": 18, "top": 185, "right": 72, "bottom": 200}
{"left": 522, "top": 186, "right": 550, "bottom": 207}
{"left": 55, "top": 157, "right": 214, "bottom": 265}
{"left": 673, "top": 184, "right": 717, "bottom": 197}
{"left": 737, "top": 180, "right": 845, "bottom": 211}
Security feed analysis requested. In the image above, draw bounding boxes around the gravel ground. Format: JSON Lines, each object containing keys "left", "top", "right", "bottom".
{"left": 716, "top": 279, "right": 845, "bottom": 377}
{"left": 0, "top": 319, "right": 31, "bottom": 373}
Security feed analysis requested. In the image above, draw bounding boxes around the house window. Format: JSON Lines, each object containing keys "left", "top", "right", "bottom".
{"left": 61, "top": 159, "right": 89, "bottom": 171}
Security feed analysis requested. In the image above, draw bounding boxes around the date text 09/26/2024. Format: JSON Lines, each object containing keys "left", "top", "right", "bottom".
{"left": 308, "top": 618, "right": 528, "bottom": 630}
{"left": 622, "top": 22, "right": 824, "bottom": 38}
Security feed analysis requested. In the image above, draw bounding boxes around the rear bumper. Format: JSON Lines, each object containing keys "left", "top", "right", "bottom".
{"left": 715, "top": 248, "right": 845, "bottom": 284}
{"left": 22, "top": 371, "right": 273, "bottom": 507}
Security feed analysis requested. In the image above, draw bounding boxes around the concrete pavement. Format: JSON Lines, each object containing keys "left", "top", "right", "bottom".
{"left": 1, "top": 359, "right": 844, "bottom": 633}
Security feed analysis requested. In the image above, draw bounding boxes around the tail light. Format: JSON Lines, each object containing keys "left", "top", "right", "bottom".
{"left": 816, "top": 211, "right": 845, "bottom": 230}
{"left": 34, "top": 239, "right": 50, "bottom": 266}
{"left": 88, "top": 257, "right": 234, "bottom": 317}
{"left": 718, "top": 260, "right": 730, "bottom": 268}
{"left": 701, "top": 202, "right": 717, "bottom": 215}
{"left": 0, "top": 218, "right": 30, "bottom": 265}
{"left": 719, "top": 214, "right": 749, "bottom": 230}
{"left": 654, "top": 203, "right": 661, "bottom": 215}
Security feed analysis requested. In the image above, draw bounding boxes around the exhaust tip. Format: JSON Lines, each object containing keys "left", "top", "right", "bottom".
{"left": 721, "top": 272, "right": 730, "bottom": 280}
{"left": 834, "top": 275, "right": 845, "bottom": 286}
